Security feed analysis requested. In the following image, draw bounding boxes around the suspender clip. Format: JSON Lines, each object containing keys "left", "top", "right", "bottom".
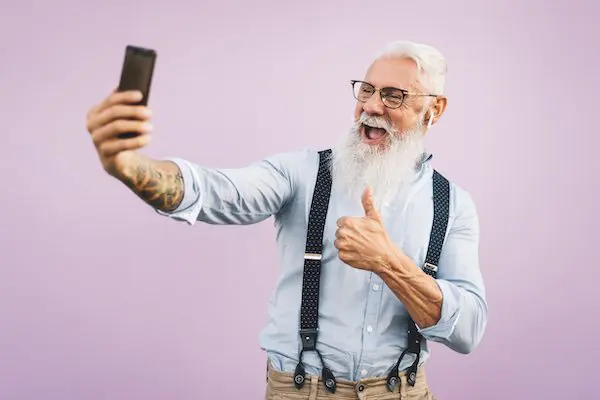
{"left": 304, "top": 253, "right": 322, "bottom": 261}
{"left": 299, "top": 328, "right": 318, "bottom": 351}
{"left": 422, "top": 262, "right": 438, "bottom": 277}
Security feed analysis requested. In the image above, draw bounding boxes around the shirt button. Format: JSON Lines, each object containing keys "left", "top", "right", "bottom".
{"left": 366, "top": 326, "right": 373, "bottom": 333}
{"left": 361, "top": 369, "right": 368, "bottom": 376}
{"left": 373, "top": 284, "right": 380, "bottom": 291}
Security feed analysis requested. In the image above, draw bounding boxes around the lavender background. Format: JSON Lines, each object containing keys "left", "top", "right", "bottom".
{"left": 1, "top": 0, "right": 598, "bottom": 399}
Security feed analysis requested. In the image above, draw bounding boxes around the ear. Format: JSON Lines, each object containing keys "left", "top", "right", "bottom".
{"left": 429, "top": 96, "right": 448, "bottom": 126}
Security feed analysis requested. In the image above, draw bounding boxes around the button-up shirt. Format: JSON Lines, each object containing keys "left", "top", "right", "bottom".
{"left": 157, "top": 148, "right": 488, "bottom": 381}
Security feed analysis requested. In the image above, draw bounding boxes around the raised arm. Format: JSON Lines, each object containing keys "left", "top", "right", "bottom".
{"left": 157, "top": 153, "right": 298, "bottom": 226}
{"left": 86, "top": 89, "right": 297, "bottom": 224}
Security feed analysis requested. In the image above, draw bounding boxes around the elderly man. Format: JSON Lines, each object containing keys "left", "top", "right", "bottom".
{"left": 86, "top": 40, "right": 487, "bottom": 399}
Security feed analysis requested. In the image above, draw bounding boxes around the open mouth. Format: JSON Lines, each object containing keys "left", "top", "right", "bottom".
{"left": 361, "top": 124, "right": 388, "bottom": 143}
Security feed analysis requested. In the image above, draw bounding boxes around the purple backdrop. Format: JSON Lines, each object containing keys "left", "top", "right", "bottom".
{"left": 1, "top": 0, "right": 598, "bottom": 399}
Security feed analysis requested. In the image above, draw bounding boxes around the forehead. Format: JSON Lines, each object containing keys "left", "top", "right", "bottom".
{"left": 363, "top": 57, "right": 421, "bottom": 90}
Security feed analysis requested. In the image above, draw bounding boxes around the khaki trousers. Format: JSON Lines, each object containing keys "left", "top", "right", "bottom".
{"left": 265, "top": 362, "right": 436, "bottom": 400}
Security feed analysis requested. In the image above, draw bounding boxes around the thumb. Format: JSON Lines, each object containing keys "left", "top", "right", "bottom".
{"left": 361, "top": 187, "right": 382, "bottom": 222}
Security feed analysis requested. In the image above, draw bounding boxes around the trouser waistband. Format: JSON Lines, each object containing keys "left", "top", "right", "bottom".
{"left": 266, "top": 361, "right": 433, "bottom": 399}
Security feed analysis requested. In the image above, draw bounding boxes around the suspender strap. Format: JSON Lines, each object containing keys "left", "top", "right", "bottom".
{"left": 386, "top": 169, "right": 450, "bottom": 391}
{"left": 422, "top": 170, "right": 450, "bottom": 278}
{"left": 294, "top": 149, "right": 337, "bottom": 394}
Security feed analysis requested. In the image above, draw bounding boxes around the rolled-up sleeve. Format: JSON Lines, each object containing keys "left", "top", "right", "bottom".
{"left": 155, "top": 157, "right": 203, "bottom": 225}
{"left": 416, "top": 187, "right": 488, "bottom": 355}
{"left": 155, "top": 151, "right": 305, "bottom": 226}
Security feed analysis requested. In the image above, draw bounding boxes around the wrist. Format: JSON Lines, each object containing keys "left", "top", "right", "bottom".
{"left": 377, "top": 243, "right": 420, "bottom": 279}
{"left": 374, "top": 241, "right": 401, "bottom": 275}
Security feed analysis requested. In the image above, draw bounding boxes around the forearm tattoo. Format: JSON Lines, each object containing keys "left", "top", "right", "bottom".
{"left": 122, "top": 160, "right": 184, "bottom": 212}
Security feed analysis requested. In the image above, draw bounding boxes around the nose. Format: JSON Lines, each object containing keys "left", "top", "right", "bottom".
{"left": 362, "top": 92, "right": 385, "bottom": 116}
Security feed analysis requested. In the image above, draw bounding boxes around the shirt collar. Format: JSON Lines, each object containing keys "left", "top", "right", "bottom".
{"left": 417, "top": 152, "right": 433, "bottom": 168}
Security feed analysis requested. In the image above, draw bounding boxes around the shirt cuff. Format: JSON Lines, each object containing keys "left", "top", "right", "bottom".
{"left": 416, "top": 279, "right": 461, "bottom": 340}
{"left": 154, "top": 157, "right": 203, "bottom": 225}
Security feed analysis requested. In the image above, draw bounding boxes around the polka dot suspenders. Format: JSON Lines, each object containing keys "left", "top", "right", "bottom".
{"left": 385, "top": 164, "right": 450, "bottom": 391}
{"left": 293, "top": 149, "right": 451, "bottom": 394}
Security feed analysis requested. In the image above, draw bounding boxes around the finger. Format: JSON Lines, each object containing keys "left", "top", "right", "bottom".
{"left": 336, "top": 216, "right": 353, "bottom": 227}
{"left": 97, "top": 134, "right": 151, "bottom": 158}
{"left": 337, "top": 250, "right": 353, "bottom": 264}
{"left": 335, "top": 226, "right": 350, "bottom": 239}
{"left": 92, "top": 119, "right": 153, "bottom": 144}
{"left": 334, "top": 237, "right": 349, "bottom": 250}
{"left": 334, "top": 238, "right": 341, "bottom": 249}
{"left": 96, "top": 90, "right": 143, "bottom": 114}
{"left": 361, "top": 186, "right": 382, "bottom": 222}
{"left": 89, "top": 104, "right": 152, "bottom": 132}
{"left": 87, "top": 90, "right": 144, "bottom": 133}
{"left": 336, "top": 225, "right": 352, "bottom": 238}
{"left": 86, "top": 104, "right": 100, "bottom": 122}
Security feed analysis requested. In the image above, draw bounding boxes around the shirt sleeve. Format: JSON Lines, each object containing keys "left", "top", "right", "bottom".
{"left": 155, "top": 150, "right": 306, "bottom": 226}
{"left": 416, "top": 186, "right": 488, "bottom": 355}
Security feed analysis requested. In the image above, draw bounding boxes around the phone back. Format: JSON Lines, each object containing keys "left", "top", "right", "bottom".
{"left": 118, "top": 45, "right": 157, "bottom": 106}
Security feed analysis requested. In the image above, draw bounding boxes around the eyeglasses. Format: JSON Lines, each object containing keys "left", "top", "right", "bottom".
{"left": 350, "top": 80, "right": 438, "bottom": 109}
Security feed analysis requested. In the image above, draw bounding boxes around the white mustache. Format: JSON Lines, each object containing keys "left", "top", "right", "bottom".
{"left": 356, "top": 112, "right": 396, "bottom": 135}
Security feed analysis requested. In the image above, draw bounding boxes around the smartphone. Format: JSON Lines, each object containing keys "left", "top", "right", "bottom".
{"left": 117, "top": 45, "right": 157, "bottom": 139}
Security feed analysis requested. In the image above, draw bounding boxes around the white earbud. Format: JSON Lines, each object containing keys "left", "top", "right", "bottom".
{"left": 427, "top": 110, "right": 435, "bottom": 128}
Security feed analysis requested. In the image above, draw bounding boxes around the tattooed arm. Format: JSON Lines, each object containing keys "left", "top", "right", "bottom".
{"left": 85, "top": 89, "right": 299, "bottom": 222}
{"left": 115, "top": 153, "right": 185, "bottom": 213}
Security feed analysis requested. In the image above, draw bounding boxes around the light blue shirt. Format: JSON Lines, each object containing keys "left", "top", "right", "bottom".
{"left": 157, "top": 148, "right": 488, "bottom": 382}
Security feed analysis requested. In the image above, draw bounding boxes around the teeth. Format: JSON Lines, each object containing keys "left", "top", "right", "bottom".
{"left": 363, "top": 122, "right": 386, "bottom": 130}
{"left": 364, "top": 125, "right": 386, "bottom": 133}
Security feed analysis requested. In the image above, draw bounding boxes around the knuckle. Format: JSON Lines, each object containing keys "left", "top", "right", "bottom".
{"left": 86, "top": 105, "right": 98, "bottom": 119}
{"left": 109, "top": 92, "right": 121, "bottom": 102}
{"left": 132, "top": 135, "right": 144, "bottom": 148}
{"left": 86, "top": 117, "right": 98, "bottom": 133}
{"left": 113, "top": 120, "right": 127, "bottom": 132}
{"left": 123, "top": 134, "right": 146, "bottom": 150}
{"left": 98, "top": 143, "right": 109, "bottom": 157}
{"left": 104, "top": 106, "right": 117, "bottom": 120}
{"left": 135, "top": 106, "right": 148, "bottom": 118}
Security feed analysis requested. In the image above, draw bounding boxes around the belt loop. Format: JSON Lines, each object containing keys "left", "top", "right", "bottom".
{"left": 308, "top": 375, "right": 319, "bottom": 400}
{"left": 399, "top": 372, "right": 408, "bottom": 399}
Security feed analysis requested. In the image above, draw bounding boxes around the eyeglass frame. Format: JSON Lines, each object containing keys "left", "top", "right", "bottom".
{"left": 350, "top": 80, "right": 439, "bottom": 109}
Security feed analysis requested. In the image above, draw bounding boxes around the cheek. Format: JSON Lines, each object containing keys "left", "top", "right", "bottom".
{"left": 390, "top": 110, "right": 418, "bottom": 132}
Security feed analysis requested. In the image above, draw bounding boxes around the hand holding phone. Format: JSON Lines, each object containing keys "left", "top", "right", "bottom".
{"left": 117, "top": 45, "right": 157, "bottom": 139}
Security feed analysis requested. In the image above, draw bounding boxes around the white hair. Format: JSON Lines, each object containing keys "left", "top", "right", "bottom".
{"left": 376, "top": 40, "right": 448, "bottom": 95}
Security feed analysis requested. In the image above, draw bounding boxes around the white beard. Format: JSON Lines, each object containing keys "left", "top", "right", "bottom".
{"left": 330, "top": 113, "right": 427, "bottom": 207}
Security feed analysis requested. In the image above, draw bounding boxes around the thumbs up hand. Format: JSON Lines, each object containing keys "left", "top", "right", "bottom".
{"left": 334, "top": 187, "right": 395, "bottom": 272}
{"left": 361, "top": 186, "right": 383, "bottom": 223}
